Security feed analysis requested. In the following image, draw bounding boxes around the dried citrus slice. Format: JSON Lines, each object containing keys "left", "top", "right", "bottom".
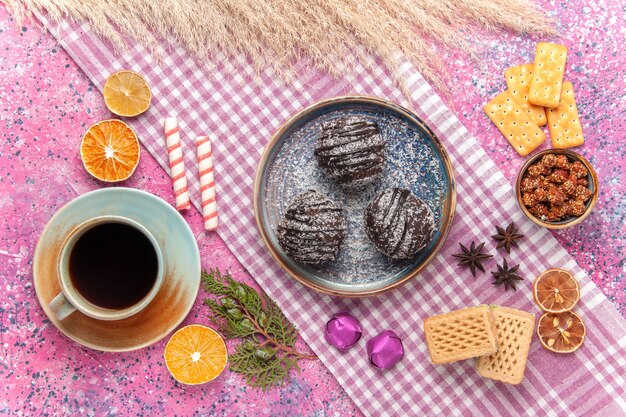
{"left": 80, "top": 120, "right": 140, "bottom": 182}
{"left": 103, "top": 70, "right": 152, "bottom": 117}
{"left": 533, "top": 268, "right": 580, "bottom": 313}
{"left": 537, "top": 311, "right": 586, "bottom": 354}
{"left": 164, "top": 325, "right": 228, "bottom": 385}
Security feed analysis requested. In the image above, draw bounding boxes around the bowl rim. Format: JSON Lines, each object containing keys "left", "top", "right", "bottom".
{"left": 253, "top": 95, "right": 457, "bottom": 297}
{"left": 515, "top": 149, "right": 599, "bottom": 230}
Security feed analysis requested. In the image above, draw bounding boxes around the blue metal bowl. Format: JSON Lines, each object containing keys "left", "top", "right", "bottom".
{"left": 254, "top": 96, "right": 456, "bottom": 296}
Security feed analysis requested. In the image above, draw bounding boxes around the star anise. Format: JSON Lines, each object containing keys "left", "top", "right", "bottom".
{"left": 452, "top": 241, "right": 493, "bottom": 277}
{"left": 491, "top": 259, "right": 523, "bottom": 291}
{"left": 492, "top": 222, "right": 524, "bottom": 254}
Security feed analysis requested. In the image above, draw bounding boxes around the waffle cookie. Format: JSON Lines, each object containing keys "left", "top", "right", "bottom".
{"left": 424, "top": 306, "right": 498, "bottom": 364}
{"left": 476, "top": 306, "right": 535, "bottom": 385}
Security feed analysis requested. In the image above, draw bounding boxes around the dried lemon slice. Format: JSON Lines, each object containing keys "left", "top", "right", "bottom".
{"left": 537, "top": 311, "right": 585, "bottom": 354}
{"left": 533, "top": 268, "right": 580, "bottom": 313}
{"left": 103, "top": 70, "right": 152, "bottom": 117}
{"left": 164, "top": 325, "right": 228, "bottom": 385}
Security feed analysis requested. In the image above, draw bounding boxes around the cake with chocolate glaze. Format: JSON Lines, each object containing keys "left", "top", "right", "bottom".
{"left": 277, "top": 190, "right": 347, "bottom": 264}
{"left": 314, "top": 116, "right": 386, "bottom": 186}
{"left": 364, "top": 188, "right": 435, "bottom": 260}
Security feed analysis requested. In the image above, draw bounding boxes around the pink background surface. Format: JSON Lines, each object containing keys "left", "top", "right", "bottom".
{"left": 1, "top": 1, "right": 624, "bottom": 415}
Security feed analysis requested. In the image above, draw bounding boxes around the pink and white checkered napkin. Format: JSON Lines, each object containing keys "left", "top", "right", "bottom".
{"left": 40, "top": 14, "right": 626, "bottom": 416}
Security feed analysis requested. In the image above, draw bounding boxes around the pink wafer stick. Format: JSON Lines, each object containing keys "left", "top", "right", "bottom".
{"left": 164, "top": 117, "right": 190, "bottom": 211}
{"left": 196, "top": 136, "right": 218, "bottom": 230}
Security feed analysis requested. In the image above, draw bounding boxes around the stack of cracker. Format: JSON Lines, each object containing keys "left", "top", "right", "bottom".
{"left": 424, "top": 305, "right": 535, "bottom": 385}
{"left": 484, "top": 42, "right": 585, "bottom": 156}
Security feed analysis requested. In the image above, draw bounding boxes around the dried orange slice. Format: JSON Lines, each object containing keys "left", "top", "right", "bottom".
{"left": 80, "top": 120, "right": 140, "bottom": 182}
{"left": 533, "top": 268, "right": 580, "bottom": 313}
{"left": 164, "top": 325, "right": 228, "bottom": 385}
{"left": 103, "top": 70, "right": 152, "bottom": 117}
{"left": 537, "top": 311, "right": 586, "bottom": 354}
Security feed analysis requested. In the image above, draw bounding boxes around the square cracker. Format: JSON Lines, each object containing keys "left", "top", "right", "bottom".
{"left": 484, "top": 90, "right": 546, "bottom": 157}
{"left": 475, "top": 306, "right": 535, "bottom": 385}
{"left": 547, "top": 81, "right": 585, "bottom": 149}
{"left": 424, "top": 306, "right": 498, "bottom": 364}
{"left": 505, "top": 64, "right": 547, "bottom": 126}
{"left": 528, "top": 42, "right": 568, "bottom": 108}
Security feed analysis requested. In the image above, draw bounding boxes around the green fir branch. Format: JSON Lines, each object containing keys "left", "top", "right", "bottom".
{"left": 202, "top": 268, "right": 316, "bottom": 390}
{"left": 261, "top": 292, "right": 298, "bottom": 347}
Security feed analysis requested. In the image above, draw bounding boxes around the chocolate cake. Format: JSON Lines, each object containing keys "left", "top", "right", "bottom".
{"left": 364, "top": 188, "right": 435, "bottom": 260}
{"left": 314, "top": 116, "right": 386, "bottom": 186}
{"left": 277, "top": 190, "right": 347, "bottom": 264}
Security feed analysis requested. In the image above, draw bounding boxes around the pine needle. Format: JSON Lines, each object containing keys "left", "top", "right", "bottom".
{"left": 202, "top": 268, "right": 315, "bottom": 390}
{"left": 3, "top": 0, "right": 555, "bottom": 91}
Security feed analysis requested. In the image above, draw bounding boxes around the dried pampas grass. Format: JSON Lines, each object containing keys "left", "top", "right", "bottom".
{"left": 2, "top": 0, "right": 554, "bottom": 90}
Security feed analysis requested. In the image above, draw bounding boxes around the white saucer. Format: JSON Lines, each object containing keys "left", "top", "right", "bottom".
{"left": 33, "top": 188, "right": 201, "bottom": 352}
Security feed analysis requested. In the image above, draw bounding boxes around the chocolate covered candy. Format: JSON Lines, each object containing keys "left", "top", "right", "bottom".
{"left": 314, "top": 116, "right": 386, "bottom": 186}
{"left": 364, "top": 188, "right": 435, "bottom": 260}
{"left": 277, "top": 190, "right": 346, "bottom": 264}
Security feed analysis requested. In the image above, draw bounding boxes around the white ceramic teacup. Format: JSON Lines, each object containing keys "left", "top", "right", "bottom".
{"left": 49, "top": 215, "right": 164, "bottom": 321}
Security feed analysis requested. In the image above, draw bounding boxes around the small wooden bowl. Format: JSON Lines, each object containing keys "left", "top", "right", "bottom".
{"left": 515, "top": 149, "right": 598, "bottom": 230}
